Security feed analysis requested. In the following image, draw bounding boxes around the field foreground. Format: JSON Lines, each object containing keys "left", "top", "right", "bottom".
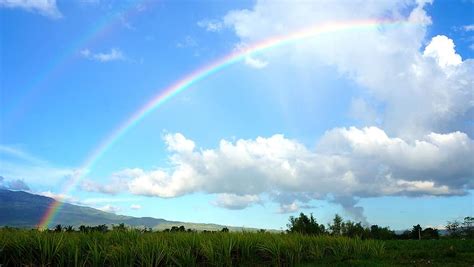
{"left": 1, "top": 230, "right": 473, "bottom": 266}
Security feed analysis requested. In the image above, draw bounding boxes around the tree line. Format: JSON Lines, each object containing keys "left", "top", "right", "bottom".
{"left": 12, "top": 213, "right": 472, "bottom": 240}
{"left": 286, "top": 213, "right": 474, "bottom": 240}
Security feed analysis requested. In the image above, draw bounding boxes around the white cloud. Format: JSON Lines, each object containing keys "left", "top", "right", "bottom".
{"left": 423, "top": 35, "right": 462, "bottom": 68}
{"left": 0, "top": 0, "right": 62, "bottom": 18}
{"left": 197, "top": 19, "right": 223, "bottom": 32}
{"left": 90, "top": 130, "right": 473, "bottom": 218}
{"left": 130, "top": 204, "right": 141, "bottom": 210}
{"left": 244, "top": 55, "right": 268, "bottom": 69}
{"left": 80, "top": 48, "right": 125, "bottom": 62}
{"left": 278, "top": 202, "right": 299, "bottom": 214}
{"left": 219, "top": 0, "right": 473, "bottom": 138}
{"left": 213, "top": 193, "right": 261, "bottom": 210}
{"left": 80, "top": 168, "right": 134, "bottom": 194}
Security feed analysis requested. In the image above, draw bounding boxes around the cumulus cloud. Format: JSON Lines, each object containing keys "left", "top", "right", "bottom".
{"left": 80, "top": 168, "right": 139, "bottom": 194}
{"left": 0, "top": 0, "right": 62, "bottom": 18}
{"left": 423, "top": 35, "right": 462, "bottom": 68}
{"left": 213, "top": 193, "right": 261, "bottom": 210}
{"left": 219, "top": 0, "right": 473, "bottom": 138}
{"left": 331, "top": 196, "right": 367, "bottom": 224}
{"left": 278, "top": 202, "right": 299, "bottom": 214}
{"left": 89, "top": 130, "right": 473, "bottom": 219}
{"left": 244, "top": 55, "right": 268, "bottom": 69}
{"left": 80, "top": 48, "right": 125, "bottom": 62}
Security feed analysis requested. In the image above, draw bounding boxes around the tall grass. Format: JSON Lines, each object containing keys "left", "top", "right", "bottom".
{"left": 0, "top": 229, "right": 387, "bottom": 266}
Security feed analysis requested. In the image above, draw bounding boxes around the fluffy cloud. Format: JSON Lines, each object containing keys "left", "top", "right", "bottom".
{"left": 80, "top": 169, "right": 132, "bottom": 194}
{"left": 220, "top": 0, "right": 473, "bottom": 138}
{"left": 88, "top": 130, "right": 473, "bottom": 217}
{"left": 0, "top": 0, "right": 61, "bottom": 18}
{"left": 244, "top": 55, "right": 268, "bottom": 69}
{"left": 423, "top": 35, "right": 462, "bottom": 68}
{"left": 80, "top": 48, "right": 125, "bottom": 62}
{"left": 213, "top": 193, "right": 261, "bottom": 210}
{"left": 278, "top": 202, "right": 299, "bottom": 214}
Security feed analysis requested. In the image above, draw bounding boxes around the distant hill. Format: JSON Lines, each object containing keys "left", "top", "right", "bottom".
{"left": 0, "top": 189, "right": 263, "bottom": 231}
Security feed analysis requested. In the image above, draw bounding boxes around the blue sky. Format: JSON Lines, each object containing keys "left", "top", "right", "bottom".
{"left": 1, "top": 0, "right": 473, "bottom": 230}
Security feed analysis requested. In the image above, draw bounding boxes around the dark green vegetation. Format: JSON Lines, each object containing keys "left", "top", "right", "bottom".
{"left": 1, "top": 228, "right": 473, "bottom": 266}
{"left": 0, "top": 189, "right": 256, "bottom": 231}
{"left": 286, "top": 213, "right": 466, "bottom": 240}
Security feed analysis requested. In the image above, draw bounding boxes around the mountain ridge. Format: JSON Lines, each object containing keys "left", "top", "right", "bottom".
{"left": 0, "top": 189, "right": 262, "bottom": 231}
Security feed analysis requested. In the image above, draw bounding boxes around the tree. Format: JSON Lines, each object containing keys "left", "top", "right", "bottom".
{"left": 79, "top": 225, "right": 87, "bottom": 233}
{"left": 462, "top": 217, "right": 474, "bottom": 238}
{"left": 112, "top": 223, "right": 127, "bottom": 232}
{"left": 54, "top": 224, "right": 63, "bottom": 232}
{"left": 421, "top": 228, "right": 439, "bottom": 239}
{"left": 446, "top": 220, "right": 461, "bottom": 238}
{"left": 287, "top": 212, "right": 326, "bottom": 235}
{"left": 399, "top": 230, "right": 411, "bottom": 240}
{"left": 342, "top": 220, "right": 369, "bottom": 238}
{"left": 410, "top": 224, "right": 422, "bottom": 240}
{"left": 170, "top": 225, "right": 186, "bottom": 232}
{"left": 329, "top": 214, "right": 343, "bottom": 236}
{"left": 370, "top": 225, "right": 396, "bottom": 240}
{"left": 221, "top": 227, "right": 229, "bottom": 233}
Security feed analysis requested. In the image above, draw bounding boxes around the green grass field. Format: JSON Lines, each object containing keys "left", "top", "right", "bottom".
{"left": 1, "top": 229, "right": 473, "bottom": 266}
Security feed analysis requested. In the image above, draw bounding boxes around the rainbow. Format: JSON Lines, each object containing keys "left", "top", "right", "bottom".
{"left": 38, "top": 19, "right": 409, "bottom": 229}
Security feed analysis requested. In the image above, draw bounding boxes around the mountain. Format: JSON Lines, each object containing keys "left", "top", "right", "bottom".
{"left": 0, "top": 189, "right": 257, "bottom": 231}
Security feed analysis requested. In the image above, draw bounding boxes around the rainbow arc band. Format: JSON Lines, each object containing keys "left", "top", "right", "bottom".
{"left": 38, "top": 19, "right": 409, "bottom": 229}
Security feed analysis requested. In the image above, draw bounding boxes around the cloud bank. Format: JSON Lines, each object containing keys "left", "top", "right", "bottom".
{"left": 83, "top": 129, "right": 473, "bottom": 216}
